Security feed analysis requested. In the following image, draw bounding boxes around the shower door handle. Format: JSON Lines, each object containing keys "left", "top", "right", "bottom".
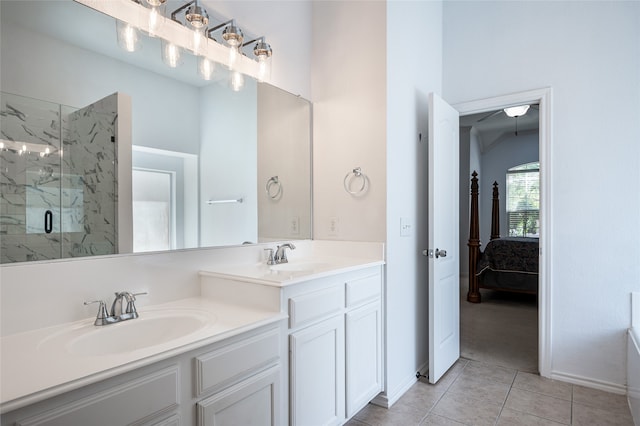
{"left": 44, "top": 210, "right": 53, "bottom": 234}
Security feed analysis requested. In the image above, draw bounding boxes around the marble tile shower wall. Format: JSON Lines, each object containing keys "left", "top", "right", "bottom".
{"left": 0, "top": 92, "right": 118, "bottom": 263}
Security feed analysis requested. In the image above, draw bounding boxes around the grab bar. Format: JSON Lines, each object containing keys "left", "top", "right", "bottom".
{"left": 206, "top": 198, "right": 243, "bottom": 205}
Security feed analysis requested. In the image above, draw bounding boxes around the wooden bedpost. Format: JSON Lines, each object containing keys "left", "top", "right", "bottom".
{"left": 467, "top": 171, "right": 481, "bottom": 303}
{"left": 490, "top": 181, "right": 500, "bottom": 240}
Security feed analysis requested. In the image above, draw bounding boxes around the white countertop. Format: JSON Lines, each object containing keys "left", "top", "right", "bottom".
{"left": 199, "top": 256, "right": 384, "bottom": 286}
{"left": 0, "top": 298, "right": 285, "bottom": 414}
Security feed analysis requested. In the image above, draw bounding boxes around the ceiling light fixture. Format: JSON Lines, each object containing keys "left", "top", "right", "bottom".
{"left": 503, "top": 105, "right": 530, "bottom": 136}
{"left": 504, "top": 105, "right": 530, "bottom": 118}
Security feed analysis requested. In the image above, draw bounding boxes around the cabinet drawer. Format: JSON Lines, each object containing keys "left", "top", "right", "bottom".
{"left": 346, "top": 273, "right": 381, "bottom": 307}
{"left": 195, "top": 329, "right": 279, "bottom": 397}
{"left": 16, "top": 366, "right": 179, "bottom": 426}
{"left": 288, "top": 285, "right": 344, "bottom": 329}
{"left": 196, "top": 366, "right": 280, "bottom": 426}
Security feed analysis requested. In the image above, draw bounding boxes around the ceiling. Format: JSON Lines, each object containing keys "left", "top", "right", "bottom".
{"left": 459, "top": 104, "right": 539, "bottom": 152}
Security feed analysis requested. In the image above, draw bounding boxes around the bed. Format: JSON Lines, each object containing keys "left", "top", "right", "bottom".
{"left": 467, "top": 171, "right": 539, "bottom": 303}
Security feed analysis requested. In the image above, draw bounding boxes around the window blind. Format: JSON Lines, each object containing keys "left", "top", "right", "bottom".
{"left": 506, "top": 164, "right": 539, "bottom": 237}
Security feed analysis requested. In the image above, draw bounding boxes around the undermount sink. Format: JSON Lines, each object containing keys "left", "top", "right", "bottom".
{"left": 269, "top": 261, "right": 330, "bottom": 272}
{"left": 38, "top": 309, "right": 215, "bottom": 357}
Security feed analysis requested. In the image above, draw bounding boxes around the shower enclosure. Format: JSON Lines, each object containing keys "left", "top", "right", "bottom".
{"left": 0, "top": 92, "right": 125, "bottom": 263}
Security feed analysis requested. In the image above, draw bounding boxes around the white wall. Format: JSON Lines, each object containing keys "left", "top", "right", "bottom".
{"left": 384, "top": 0, "right": 443, "bottom": 405}
{"left": 199, "top": 81, "right": 258, "bottom": 246}
{"left": 444, "top": 0, "right": 640, "bottom": 391}
{"left": 311, "top": 1, "right": 387, "bottom": 243}
{"left": 480, "top": 130, "right": 538, "bottom": 244}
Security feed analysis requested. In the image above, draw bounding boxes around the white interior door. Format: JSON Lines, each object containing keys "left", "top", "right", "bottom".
{"left": 427, "top": 92, "right": 460, "bottom": 383}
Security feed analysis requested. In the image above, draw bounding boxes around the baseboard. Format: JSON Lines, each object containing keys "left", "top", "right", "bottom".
{"left": 550, "top": 370, "right": 627, "bottom": 395}
{"left": 372, "top": 367, "right": 424, "bottom": 408}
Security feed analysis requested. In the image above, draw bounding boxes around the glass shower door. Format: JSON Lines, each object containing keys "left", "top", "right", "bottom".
{"left": 1, "top": 92, "right": 120, "bottom": 263}
{"left": 0, "top": 92, "right": 65, "bottom": 263}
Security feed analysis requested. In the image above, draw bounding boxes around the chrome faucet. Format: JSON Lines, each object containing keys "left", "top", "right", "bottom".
{"left": 274, "top": 243, "right": 296, "bottom": 264}
{"left": 84, "top": 291, "right": 147, "bottom": 326}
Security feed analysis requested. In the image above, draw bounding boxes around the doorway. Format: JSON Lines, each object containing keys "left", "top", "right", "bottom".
{"left": 453, "top": 88, "right": 552, "bottom": 378}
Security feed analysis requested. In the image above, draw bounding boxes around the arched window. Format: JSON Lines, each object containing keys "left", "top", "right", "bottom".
{"left": 506, "top": 162, "right": 539, "bottom": 237}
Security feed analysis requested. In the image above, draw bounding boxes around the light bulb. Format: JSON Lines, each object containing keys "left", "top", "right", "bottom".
{"left": 228, "top": 46, "right": 239, "bottom": 70}
{"left": 162, "top": 40, "right": 181, "bottom": 68}
{"left": 198, "top": 57, "right": 215, "bottom": 80}
{"left": 231, "top": 71, "right": 244, "bottom": 92}
{"left": 192, "top": 28, "right": 207, "bottom": 56}
{"left": 148, "top": 6, "right": 165, "bottom": 37}
{"left": 257, "top": 55, "right": 272, "bottom": 82}
{"left": 116, "top": 20, "right": 140, "bottom": 52}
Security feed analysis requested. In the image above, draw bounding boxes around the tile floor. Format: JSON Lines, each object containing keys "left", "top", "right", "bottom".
{"left": 348, "top": 358, "right": 635, "bottom": 425}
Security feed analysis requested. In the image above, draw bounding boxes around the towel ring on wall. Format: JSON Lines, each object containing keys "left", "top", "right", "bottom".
{"left": 343, "top": 167, "right": 369, "bottom": 196}
{"left": 266, "top": 176, "right": 283, "bottom": 199}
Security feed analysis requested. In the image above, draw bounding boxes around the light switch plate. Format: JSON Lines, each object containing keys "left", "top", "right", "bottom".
{"left": 328, "top": 216, "right": 340, "bottom": 236}
{"left": 400, "top": 217, "right": 412, "bottom": 237}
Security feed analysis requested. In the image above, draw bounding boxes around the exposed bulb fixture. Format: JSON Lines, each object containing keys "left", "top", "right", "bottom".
{"left": 222, "top": 23, "right": 243, "bottom": 47}
{"left": 116, "top": 20, "right": 141, "bottom": 52}
{"left": 145, "top": 0, "right": 167, "bottom": 37}
{"left": 161, "top": 39, "right": 182, "bottom": 68}
{"left": 230, "top": 71, "right": 244, "bottom": 92}
{"left": 185, "top": 2, "right": 209, "bottom": 29}
{"left": 171, "top": 0, "right": 209, "bottom": 30}
{"left": 244, "top": 37, "right": 272, "bottom": 82}
{"left": 504, "top": 105, "right": 530, "bottom": 118}
{"left": 198, "top": 56, "right": 215, "bottom": 80}
{"left": 192, "top": 28, "right": 208, "bottom": 56}
{"left": 148, "top": 7, "right": 163, "bottom": 36}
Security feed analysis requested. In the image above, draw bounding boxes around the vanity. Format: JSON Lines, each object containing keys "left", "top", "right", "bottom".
{"left": 0, "top": 242, "right": 384, "bottom": 426}
{"left": 200, "top": 251, "right": 384, "bottom": 426}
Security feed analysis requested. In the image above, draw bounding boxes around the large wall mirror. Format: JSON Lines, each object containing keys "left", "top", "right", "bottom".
{"left": 0, "top": 0, "right": 312, "bottom": 264}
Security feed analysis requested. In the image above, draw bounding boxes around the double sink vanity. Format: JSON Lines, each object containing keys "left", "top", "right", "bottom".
{"left": 0, "top": 241, "right": 384, "bottom": 426}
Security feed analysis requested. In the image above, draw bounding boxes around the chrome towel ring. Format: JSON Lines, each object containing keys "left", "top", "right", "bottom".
{"left": 266, "top": 176, "right": 283, "bottom": 199}
{"left": 344, "top": 167, "right": 369, "bottom": 195}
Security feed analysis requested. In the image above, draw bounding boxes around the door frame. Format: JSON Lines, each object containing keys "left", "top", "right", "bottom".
{"left": 453, "top": 87, "right": 552, "bottom": 378}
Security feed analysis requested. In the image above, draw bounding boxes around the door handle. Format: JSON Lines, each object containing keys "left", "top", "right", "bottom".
{"left": 44, "top": 210, "right": 53, "bottom": 234}
{"left": 422, "top": 249, "right": 447, "bottom": 258}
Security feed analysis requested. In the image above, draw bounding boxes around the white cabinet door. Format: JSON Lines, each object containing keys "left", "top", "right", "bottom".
{"left": 290, "top": 315, "right": 345, "bottom": 426}
{"left": 345, "top": 301, "right": 382, "bottom": 418}
{"left": 196, "top": 366, "right": 281, "bottom": 426}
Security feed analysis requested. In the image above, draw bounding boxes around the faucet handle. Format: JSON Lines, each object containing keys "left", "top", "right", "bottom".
{"left": 126, "top": 292, "right": 147, "bottom": 315}
{"left": 264, "top": 248, "right": 276, "bottom": 265}
{"left": 84, "top": 300, "right": 109, "bottom": 325}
